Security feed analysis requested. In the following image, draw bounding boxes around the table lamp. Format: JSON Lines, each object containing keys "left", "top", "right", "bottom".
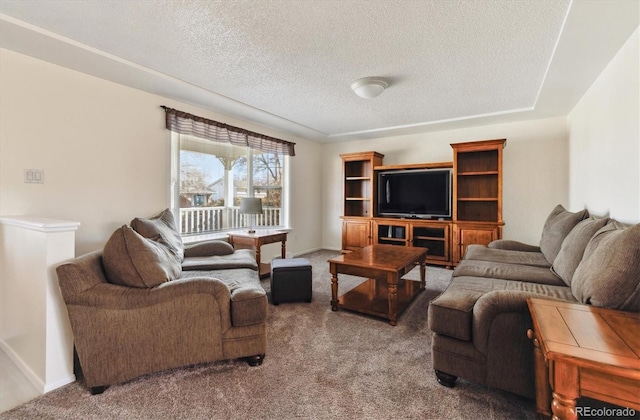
{"left": 240, "top": 197, "right": 263, "bottom": 233}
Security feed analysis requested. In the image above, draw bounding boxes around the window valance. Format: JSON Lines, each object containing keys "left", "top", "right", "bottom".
{"left": 161, "top": 106, "right": 295, "bottom": 156}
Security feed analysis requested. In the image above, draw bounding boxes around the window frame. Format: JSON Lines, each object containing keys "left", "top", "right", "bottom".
{"left": 170, "top": 132, "right": 289, "bottom": 238}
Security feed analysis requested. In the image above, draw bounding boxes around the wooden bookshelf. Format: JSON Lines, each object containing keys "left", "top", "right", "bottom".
{"left": 338, "top": 140, "right": 506, "bottom": 266}
{"left": 451, "top": 139, "right": 506, "bottom": 264}
{"left": 340, "top": 151, "right": 384, "bottom": 251}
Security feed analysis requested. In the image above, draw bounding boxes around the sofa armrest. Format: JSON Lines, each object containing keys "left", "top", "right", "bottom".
{"left": 63, "top": 276, "right": 234, "bottom": 330}
{"left": 488, "top": 239, "right": 541, "bottom": 253}
{"left": 487, "top": 239, "right": 540, "bottom": 252}
{"left": 228, "top": 286, "right": 267, "bottom": 327}
{"left": 472, "top": 290, "right": 540, "bottom": 353}
{"left": 64, "top": 276, "right": 230, "bottom": 309}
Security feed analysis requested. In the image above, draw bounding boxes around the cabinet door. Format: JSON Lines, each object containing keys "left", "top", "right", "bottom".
{"left": 342, "top": 220, "right": 371, "bottom": 251}
{"left": 453, "top": 224, "right": 500, "bottom": 264}
{"left": 373, "top": 221, "right": 409, "bottom": 246}
{"left": 411, "top": 222, "right": 451, "bottom": 265}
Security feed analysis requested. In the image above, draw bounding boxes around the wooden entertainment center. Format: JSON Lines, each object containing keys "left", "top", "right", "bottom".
{"left": 340, "top": 139, "right": 506, "bottom": 266}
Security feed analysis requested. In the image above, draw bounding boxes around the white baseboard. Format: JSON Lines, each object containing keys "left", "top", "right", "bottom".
{"left": 320, "top": 246, "right": 342, "bottom": 252}
{"left": 291, "top": 246, "right": 342, "bottom": 256}
{"left": 0, "top": 339, "right": 45, "bottom": 394}
{"left": 43, "top": 374, "right": 76, "bottom": 393}
{"left": 0, "top": 339, "right": 75, "bottom": 394}
{"left": 290, "top": 246, "right": 322, "bottom": 256}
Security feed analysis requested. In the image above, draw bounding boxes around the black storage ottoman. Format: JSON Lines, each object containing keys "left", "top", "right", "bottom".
{"left": 270, "top": 258, "right": 312, "bottom": 305}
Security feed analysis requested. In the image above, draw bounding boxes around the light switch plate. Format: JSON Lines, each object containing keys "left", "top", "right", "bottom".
{"left": 24, "top": 169, "right": 44, "bottom": 183}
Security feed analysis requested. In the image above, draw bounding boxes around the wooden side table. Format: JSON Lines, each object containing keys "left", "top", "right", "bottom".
{"left": 526, "top": 298, "right": 640, "bottom": 420}
{"left": 228, "top": 230, "right": 287, "bottom": 277}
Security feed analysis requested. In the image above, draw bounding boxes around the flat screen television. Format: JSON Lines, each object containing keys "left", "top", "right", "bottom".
{"left": 377, "top": 168, "right": 452, "bottom": 219}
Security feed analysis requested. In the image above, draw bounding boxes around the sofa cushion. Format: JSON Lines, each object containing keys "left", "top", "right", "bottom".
{"left": 180, "top": 267, "right": 266, "bottom": 326}
{"left": 103, "top": 225, "right": 182, "bottom": 288}
{"left": 551, "top": 217, "right": 609, "bottom": 286}
{"left": 572, "top": 221, "right": 640, "bottom": 311}
{"left": 463, "top": 245, "right": 551, "bottom": 268}
{"left": 539, "top": 204, "right": 588, "bottom": 264}
{"left": 131, "top": 208, "right": 184, "bottom": 261}
{"left": 454, "top": 260, "right": 565, "bottom": 286}
{"left": 182, "top": 249, "right": 258, "bottom": 271}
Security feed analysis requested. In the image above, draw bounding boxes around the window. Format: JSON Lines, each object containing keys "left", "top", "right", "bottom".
{"left": 162, "top": 106, "right": 294, "bottom": 237}
{"left": 171, "top": 134, "right": 287, "bottom": 236}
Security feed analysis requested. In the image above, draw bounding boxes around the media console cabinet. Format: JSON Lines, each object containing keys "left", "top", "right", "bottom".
{"left": 340, "top": 139, "right": 506, "bottom": 266}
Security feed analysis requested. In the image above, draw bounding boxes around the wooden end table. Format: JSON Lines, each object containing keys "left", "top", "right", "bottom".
{"left": 228, "top": 230, "right": 287, "bottom": 277}
{"left": 328, "top": 244, "right": 427, "bottom": 326}
{"left": 526, "top": 298, "right": 640, "bottom": 420}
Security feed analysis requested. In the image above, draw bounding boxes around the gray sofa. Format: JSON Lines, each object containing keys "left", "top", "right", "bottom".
{"left": 428, "top": 204, "right": 640, "bottom": 398}
{"left": 56, "top": 209, "right": 267, "bottom": 394}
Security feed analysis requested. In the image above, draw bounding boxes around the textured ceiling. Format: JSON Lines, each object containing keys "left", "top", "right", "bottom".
{"left": 0, "top": 1, "right": 638, "bottom": 142}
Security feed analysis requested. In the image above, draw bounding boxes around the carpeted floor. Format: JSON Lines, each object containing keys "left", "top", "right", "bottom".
{"left": 1, "top": 249, "right": 537, "bottom": 419}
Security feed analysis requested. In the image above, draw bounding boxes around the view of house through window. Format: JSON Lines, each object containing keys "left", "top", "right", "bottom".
{"left": 173, "top": 134, "right": 285, "bottom": 236}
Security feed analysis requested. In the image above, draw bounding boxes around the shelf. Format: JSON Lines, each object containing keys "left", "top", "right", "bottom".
{"left": 374, "top": 161, "right": 453, "bottom": 172}
{"left": 337, "top": 277, "right": 423, "bottom": 322}
{"left": 457, "top": 171, "right": 499, "bottom": 176}
{"left": 344, "top": 163, "right": 370, "bottom": 178}
{"left": 457, "top": 174, "right": 498, "bottom": 199}
{"left": 415, "top": 236, "right": 445, "bottom": 241}
{"left": 457, "top": 198, "right": 498, "bottom": 202}
{"left": 345, "top": 176, "right": 370, "bottom": 199}
{"left": 374, "top": 221, "right": 409, "bottom": 247}
{"left": 345, "top": 200, "right": 372, "bottom": 217}
{"left": 455, "top": 149, "right": 500, "bottom": 173}
{"left": 379, "top": 238, "right": 407, "bottom": 245}
{"left": 345, "top": 197, "right": 371, "bottom": 201}
{"left": 457, "top": 201, "right": 499, "bottom": 222}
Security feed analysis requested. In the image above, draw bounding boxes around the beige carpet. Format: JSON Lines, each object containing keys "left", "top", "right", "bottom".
{"left": 2, "top": 249, "right": 536, "bottom": 420}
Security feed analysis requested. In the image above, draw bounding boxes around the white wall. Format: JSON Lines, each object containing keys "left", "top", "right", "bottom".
{"left": 321, "top": 117, "right": 569, "bottom": 250}
{"left": 567, "top": 28, "right": 640, "bottom": 224}
{"left": 0, "top": 217, "right": 79, "bottom": 393}
{"left": 0, "top": 49, "right": 323, "bottom": 256}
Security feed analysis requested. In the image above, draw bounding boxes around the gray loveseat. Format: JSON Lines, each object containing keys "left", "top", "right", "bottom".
{"left": 428, "top": 204, "right": 640, "bottom": 398}
{"left": 56, "top": 209, "right": 267, "bottom": 394}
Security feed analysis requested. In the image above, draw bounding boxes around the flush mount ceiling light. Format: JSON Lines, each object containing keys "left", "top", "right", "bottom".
{"left": 350, "top": 77, "right": 389, "bottom": 99}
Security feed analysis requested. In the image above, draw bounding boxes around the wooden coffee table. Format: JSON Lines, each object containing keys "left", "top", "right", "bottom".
{"left": 527, "top": 298, "right": 640, "bottom": 420}
{"left": 328, "top": 245, "right": 427, "bottom": 326}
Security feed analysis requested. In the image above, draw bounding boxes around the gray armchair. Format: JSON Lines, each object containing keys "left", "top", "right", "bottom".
{"left": 57, "top": 209, "right": 267, "bottom": 394}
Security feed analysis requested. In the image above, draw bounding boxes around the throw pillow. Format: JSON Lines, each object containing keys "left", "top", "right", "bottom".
{"left": 539, "top": 204, "right": 588, "bottom": 264}
{"left": 131, "top": 208, "right": 184, "bottom": 261}
{"left": 571, "top": 221, "right": 640, "bottom": 311}
{"left": 184, "top": 240, "right": 234, "bottom": 258}
{"left": 103, "top": 225, "right": 182, "bottom": 288}
{"left": 551, "top": 217, "right": 609, "bottom": 286}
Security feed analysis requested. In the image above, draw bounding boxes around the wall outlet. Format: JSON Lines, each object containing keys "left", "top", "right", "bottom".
{"left": 24, "top": 169, "right": 44, "bottom": 183}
